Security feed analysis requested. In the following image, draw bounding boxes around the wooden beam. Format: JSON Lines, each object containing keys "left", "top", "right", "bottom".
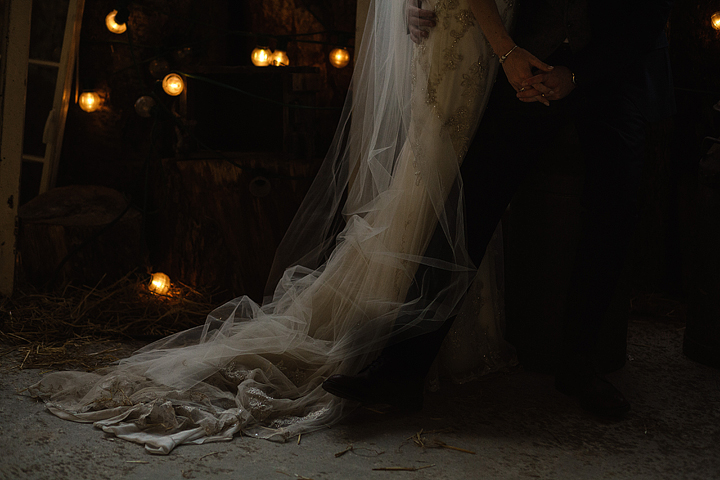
{"left": 41, "top": 0, "right": 85, "bottom": 193}
{"left": 0, "top": 0, "right": 32, "bottom": 296}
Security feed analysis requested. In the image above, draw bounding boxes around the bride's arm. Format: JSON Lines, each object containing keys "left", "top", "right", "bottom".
{"left": 407, "top": 0, "right": 553, "bottom": 104}
{"left": 466, "top": 0, "right": 553, "bottom": 99}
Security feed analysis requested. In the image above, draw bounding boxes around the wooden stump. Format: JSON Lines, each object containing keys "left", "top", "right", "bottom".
{"left": 152, "top": 152, "right": 315, "bottom": 302}
{"left": 17, "top": 185, "right": 146, "bottom": 290}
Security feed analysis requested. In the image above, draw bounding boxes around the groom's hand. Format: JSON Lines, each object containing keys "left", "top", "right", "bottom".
{"left": 500, "top": 48, "right": 554, "bottom": 106}
{"left": 517, "top": 66, "right": 576, "bottom": 103}
{"left": 407, "top": 0, "right": 436, "bottom": 44}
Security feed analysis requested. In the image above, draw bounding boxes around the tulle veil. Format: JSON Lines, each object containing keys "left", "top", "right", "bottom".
{"left": 28, "top": 0, "right": 513, "bottom": 454}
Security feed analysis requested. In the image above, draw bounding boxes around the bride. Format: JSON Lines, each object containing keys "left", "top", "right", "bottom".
{"left": 28, "top": 0, "right": 545, "bottom": 454}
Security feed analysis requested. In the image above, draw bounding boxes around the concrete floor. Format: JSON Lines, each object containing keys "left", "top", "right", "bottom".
{"left": 1, "top": 315, "right": 718, "bottom": 480}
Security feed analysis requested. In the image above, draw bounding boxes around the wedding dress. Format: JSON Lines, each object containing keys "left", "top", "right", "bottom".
{"left": 27, "top": 0, "right": 513, "bottom": 454}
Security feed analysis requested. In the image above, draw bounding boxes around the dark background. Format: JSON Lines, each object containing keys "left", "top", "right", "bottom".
{"left": 16, "top": 0, "right": 720, "bottom": 304}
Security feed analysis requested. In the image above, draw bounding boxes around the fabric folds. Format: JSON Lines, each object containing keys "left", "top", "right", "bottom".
{"left": 28, "top": 0, "right": 514, "bottom": 454}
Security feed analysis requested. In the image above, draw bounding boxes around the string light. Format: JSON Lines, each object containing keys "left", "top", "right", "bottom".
{"left": 148, "top": 272, "right": 171, "bottom": 295}
{"left": 78, "top": 91, "right": 101, "bottom": 112}
{"left": 134, "top": 95, "right": 156, "bottom": 117}
{"left": 148, "top": 58, "right": 170, "bottom": 78}
{"left": 105, "top": 10, "right": 127, "bottom": 34}
{"left": 712, "top": 12, "right": 720, "bottom": 30}
{"left": 162, "top": 73, "right": 185, "bottom": 96}
{"left": 251, "top": 46, "right": 272, "bottom": 67}
{"left": 269, "top": 49, "right": 290, "bottom": 66}
{"left": 329, "top": 47, "right": 350, "bottom": 68}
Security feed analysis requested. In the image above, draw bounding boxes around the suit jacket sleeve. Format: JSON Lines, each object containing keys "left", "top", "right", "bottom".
{"left": 571, "top": 0, "right": 674, "bottom": 91}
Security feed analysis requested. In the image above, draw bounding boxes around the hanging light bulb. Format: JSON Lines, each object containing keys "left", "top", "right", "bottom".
{"left": 148, "top": 272, "right": 171, "bottom": 295}
{"left": 78, "top": 91, "right": 101, "bottom": 112}
{"left": 329, "top": 47, "right": 351, "bottom": 68}
{"left": 269, "top": 49, "right": 290, "bottom": 67}
{"left": 251, "top": 46, "right": 272, "bottom": 67}
{"left": 148, "top": 58, "right": 170, "bottom": 78}
{"left": 712, "top": 12, "right": 720, "bottom": 30}
{"left": 105, "top": 10, "right": 127, "bottom": 34}
{"left": 134, "top": 95, "right": 156, "bottom": 117}
{"left": 162, "top": 73, "right": 184, "bottom": 96}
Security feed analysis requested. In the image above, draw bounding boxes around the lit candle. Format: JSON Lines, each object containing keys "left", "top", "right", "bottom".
{"left": 329, "top": 47, "right": 351, "bottom": 68}
{"left": 251, "top": 46, "right": 272, "bottom": 67}
{"left": 148, "top": 272, "right": 171, "bottom": 295}
{"left": 78, "top": 91, "right": 101, "bottom": 112}
{"left": 105, "top": 10, "right": 127, "bottom": 34}
{"left": 162, "top": 73, "right": 184, "bottom": 96}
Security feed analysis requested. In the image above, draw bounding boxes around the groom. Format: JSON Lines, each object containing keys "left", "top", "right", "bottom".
{"left": 323, "top": 0, "right": 675, "bottom": 418}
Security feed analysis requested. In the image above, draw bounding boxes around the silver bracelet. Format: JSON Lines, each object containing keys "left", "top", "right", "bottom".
{"left": 499, "top": 45, "right": 519, "bottom": 64}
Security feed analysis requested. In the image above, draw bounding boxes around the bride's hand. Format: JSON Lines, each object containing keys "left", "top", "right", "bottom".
{"left": 407, "top": 0, "right": 436, "bottom": 44}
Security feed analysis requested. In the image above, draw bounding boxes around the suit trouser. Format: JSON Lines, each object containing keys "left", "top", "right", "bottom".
{"left": 381, "top": 47, "right": 649, "bottom": 380}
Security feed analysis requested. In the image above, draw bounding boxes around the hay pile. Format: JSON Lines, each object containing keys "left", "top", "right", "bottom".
{"left": 0, "top": 273, "right": 223, "bottom": 370}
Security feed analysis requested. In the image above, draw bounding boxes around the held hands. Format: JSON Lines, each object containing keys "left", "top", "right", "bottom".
{"left": 516, "top": 66, "right": 576, "bottom": 104}
{"left": 500, "top": 47, "right": 554, "bottom": 106}
{"left": 405, "top": 0, "right": 572, "bottom": 106}
{"left": 407, "top": 0, "right": 436, "bottom": 44}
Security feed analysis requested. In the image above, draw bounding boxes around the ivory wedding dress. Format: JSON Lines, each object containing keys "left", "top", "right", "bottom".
{"left": 28, "top": 0, "right": 513, "bottom": 454}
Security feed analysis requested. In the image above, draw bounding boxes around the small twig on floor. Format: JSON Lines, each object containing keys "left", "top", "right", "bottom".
{"left": 297, "top": 433, "right": 302, "bottom": 445}
{"left": 198, "top": 451, "right": 220, "bottom": 460}
{"left": 373, "top": 465, "right": 435, "bottom": 472}
{"left": 19, "top": 349, "right": 31, "bottom": 370}
{"left": 335, "top": 445, "right": 353, "bottom": 457}
{"left": 407, "top": 428, "right": 426, "bottom": 448}
{"left": 88, "top": 347, "right": 120, "bottom": 356}
{"left": 432, "top": 440, "right": 475, "bottom": 454}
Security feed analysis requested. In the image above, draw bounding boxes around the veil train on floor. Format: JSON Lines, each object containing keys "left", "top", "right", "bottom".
{"left": 27, "top": 0, "right": 514, "bottom": 454}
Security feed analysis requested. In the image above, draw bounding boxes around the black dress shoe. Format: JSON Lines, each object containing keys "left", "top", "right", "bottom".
{"left": 555, "top": 373, "right": 631, "bottom": 419}
{"left": 322, "top": 356, "right": 424, "bottom": 411}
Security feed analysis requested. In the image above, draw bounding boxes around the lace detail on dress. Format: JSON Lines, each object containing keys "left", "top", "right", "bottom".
{"left": 412, "top": 0, "right": 489, "bottom": 161}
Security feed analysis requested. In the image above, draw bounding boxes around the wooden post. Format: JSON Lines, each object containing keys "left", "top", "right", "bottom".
{"left": 0, "top": 0, "right": 32, "bottom": 296}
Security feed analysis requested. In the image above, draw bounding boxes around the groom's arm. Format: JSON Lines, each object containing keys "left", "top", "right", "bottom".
{"left": 571, "top": 0, "right": 673, "bottom": 91}
{"left": 518, "top": 0, "right": 673, "bottom": 101}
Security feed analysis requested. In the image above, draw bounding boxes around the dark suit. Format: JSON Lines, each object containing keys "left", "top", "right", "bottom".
{"left": 382, "top": 0, "right": 675, "bottom": 381}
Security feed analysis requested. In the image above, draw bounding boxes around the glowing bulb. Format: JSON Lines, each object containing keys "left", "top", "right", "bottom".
{"left": 78, "top": 91, "right": 101, "bottom": 112}
{"left": 251, "top": 46, "right": 272, "bottom": 67}
{"left": 269, "top": 50, "right": 290, "bottom": 67}
{"left": 162, "top": 73, "right": 184, "bottom": 96}
{"left": 105, "top": 10, "right": 127, "bottom": 34}
{"left": 148, "top": 272, "right": 171, "bottom": 295}
{"left": 712, "top": 12, "right": 720, "bottom": 30}
{"left": 329, "top": 47, "right": 351, "bottom": 68}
